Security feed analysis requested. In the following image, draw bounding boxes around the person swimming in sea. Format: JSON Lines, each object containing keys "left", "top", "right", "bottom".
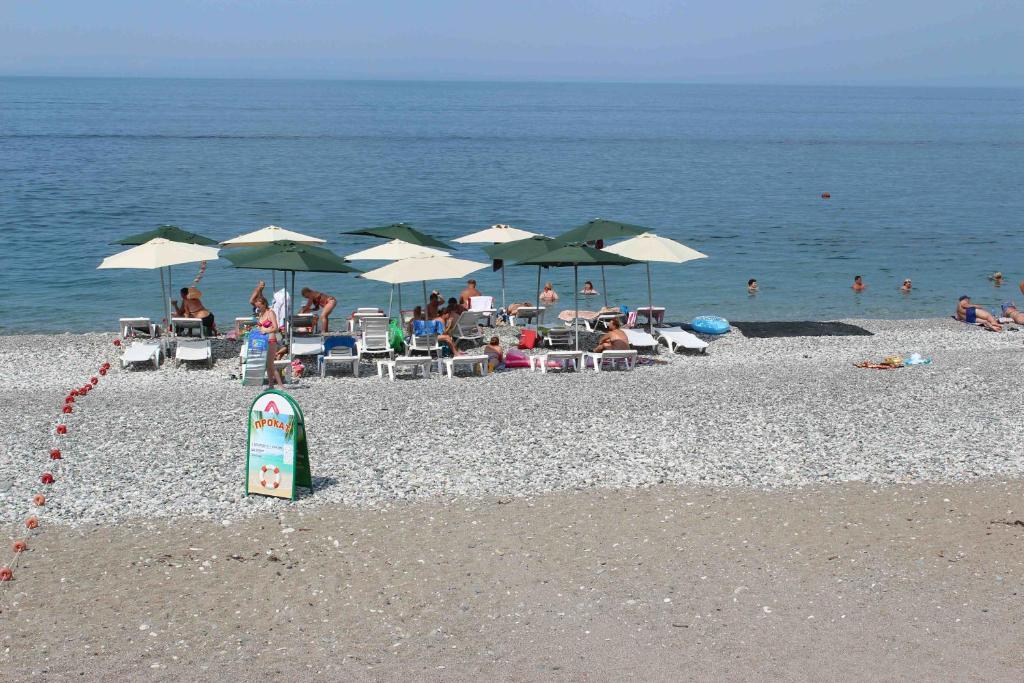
{"left": 747, "top": 278, "right": 758, "bottom": 294}
{"left": 956, "top": 295, "right": 1001, "bottom": 331}
{"left": 900, "top": 278, "right": 912, "bottom": 292}
{"left": 989, "top": 271, "right": 1004, "bottom": 287}
{"left": 852, "top": 275, "right": 866, "bottom": 292}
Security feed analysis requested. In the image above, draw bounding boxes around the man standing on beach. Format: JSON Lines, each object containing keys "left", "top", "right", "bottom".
{"left": 459, "top": 279, "right": 482, "bottom": 308}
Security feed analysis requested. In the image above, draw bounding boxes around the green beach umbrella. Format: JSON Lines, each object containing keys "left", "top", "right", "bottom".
{"left": 483, "top": 236, "right": 562, "bottom": 309}
{"left": 114, "top": 225, "right": 218, "bottom": 246}
{"left": 225, "top": 241, "right": 361, "bottom": 362}
{"left": 515, "top": 245, "right": 640, "bottom": 350}
{"left": 343, "top": 223, "right": 451, "bottom": 250}
{"left": 555, "top": 219, "right": 649, "bottom": 305}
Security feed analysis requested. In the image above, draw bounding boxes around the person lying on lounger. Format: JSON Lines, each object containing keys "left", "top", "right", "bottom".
{"left": 956, "top": 295, "right": 1001, "bottom": 331}
{"left": 1000, "top": 303, "right": 1024, "bottom": 325}
{"left": 593, "top": 319, "right": 630, "bottom": 352}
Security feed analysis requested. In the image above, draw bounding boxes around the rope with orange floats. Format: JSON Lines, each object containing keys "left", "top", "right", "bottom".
{"left": 0, "top": 338, "right": 118, "bottom": 589}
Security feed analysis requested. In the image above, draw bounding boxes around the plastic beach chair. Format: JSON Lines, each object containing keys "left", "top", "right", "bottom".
{"left": 654, "top": 327, "right": 709, "bottom": 354}
{"left": 585, "top": 350, "right": 638, "bottom": 371}
{"left": 452, "top": 311, "right": 484, "bottom": 348}
{"left": 543, "top": 328, "right": 574, "bottom": 348}
{"left": 623, "top": 328, "right": 658, "bottom": 352}
{"left": 469, "top": 296, "right": 496, "bottom": 326}
{"left": 320, "top": 338, "right": 359, "bottom": 378}
{"left": 119, "top": 317, "right": 157, "bottom": 339}
{"left": 290, "top": 335, "right": 325, "bottom": 360}
{"left": 121, "top": 340, "right": 162, "bottom": 370}
{"left": 175, "top": 339, "right": 213, "bottom": 367}
{"left": 356, "top": 317, "right": 395, "bottom": 361}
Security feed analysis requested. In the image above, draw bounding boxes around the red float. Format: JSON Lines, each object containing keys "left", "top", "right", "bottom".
{"left": 62, "top": 406, "right": 73, "bottom": 414}
{"left": 90, "top": 377, "right": 98, "bottom": 385}
{"left": 33, "top": 494, "right": 46, "bottom": 507}
{"left": 99, "top": 368, "right": 108, "bottom": 376}
{"left": 0, "top": 567, "right": 12, "bottom": 582}
{"left": 56, "top": 425, "right": 67, "bottom": 435}
{"left": 65, "top": 395, "right": 75, "bottom": 404}
{"left": 25, "top": 516, "right": 39, "bottom": 530}
{"left": 113, "top": 339, "right": 122, "bottom": 347}
{"left": 50, "top": 448, "right": 62, "bottom": 460}
{"left": 11, "top": 540, "right": 27, "bottom": 553}
{"left": 41, "top": 473, "right": 55, "bottom": 485}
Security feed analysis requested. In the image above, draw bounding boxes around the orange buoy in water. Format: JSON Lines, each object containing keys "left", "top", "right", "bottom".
{"left": 821, "top": 192, "right": 831, "bottom": 199}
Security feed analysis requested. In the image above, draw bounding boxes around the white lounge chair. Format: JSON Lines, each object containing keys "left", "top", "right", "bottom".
{"left": 655, "top": 327, "right": 709, "bottom": 354}
{"left": 376, "top": 356, "right": 436, "bottom": 380}
{"left": 442, "top": 354, "right": 489, "bottom": 378}
{"left": 407, "top": 333, "right": 442, "bottom": 358}
{"left": 624, "top": 328, "right": 658, "bottom": 352}
{"left": 119, "top": 317, "right": 157, "bottom": 339}
{"left": 290, "top": 313, "right": 318, "bottom": 334}
{"left": 469, "top": 296, "right": 496, "bottom": 326}
{"left": 513, "top": 306, "right": 545, "bottom": 326}
{"left": 348, "top": 308, "right": 385, "bottom": 332}
{"left": 356, "top": 318, "right": 395, "bottom": 362}
{"left": 585, "top": 350, "right": 638, "bottom": 371}
{"left": 121, "top": 340, "right": 161, "bottom": 370}
{"left": 320, "top": 345, "right": 359, "bottom": 378}
{"left": 175, "top": 339, "right": 213, "bottom": 367}
{"left": 171, "top": 317, "right": 205, "bottom": 339}
{"left": 452, "top": 311, "right": 484, "bottom": 348}
{"left": 290, "top": 335, "right": 325, "bottom": 359}
{"left": 543, "top": 328, "right": 575, "bottom": 348}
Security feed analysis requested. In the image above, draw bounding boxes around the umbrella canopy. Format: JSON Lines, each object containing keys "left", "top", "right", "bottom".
{"left": 221, "top": 225, "right": 326, "bottom": 247}
{"left": 223, "top": 240, "right": 360, "bottom": 273}
{"left": 359, "top": 255, "right": 487, "bottom": 285}
{"left": 98, "top": 238, "right": 221, "bottom": 336}
{"left": 113, "top": 225, "right": 218, "bottom": 246}
{"left": 515, "top": 245, "right": 639, "bottom": 350}
{"left": 604, "top": 233, "right": 707, "bottom": 264}
{"left": 605, "top": 233, "right": 708, "bottom": 332}
{"left": 98, "top": 238, "right": 220, "bottom": 270}
{"left": 555, "top": 218, "right": 648, "bottom": 245}
{"left": 345, "top": 239, "right": 447, "bottom": 261}
{"left": 482, "top": 235, "right": 560, "bottom": 262}
{"left": 453, "top": 224, "right": 540, "bottom": 244}
{"left": 344, "top": 223, "right": 450, "bottom": 250}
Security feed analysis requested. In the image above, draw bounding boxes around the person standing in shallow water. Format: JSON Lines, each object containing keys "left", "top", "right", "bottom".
{"left": 852, "top": 275, "right": 866, "bottom": 292}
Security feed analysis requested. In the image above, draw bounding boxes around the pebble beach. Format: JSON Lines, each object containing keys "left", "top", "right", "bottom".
{"left": 3, "top": 318, "right": 1022, "bottom": 526}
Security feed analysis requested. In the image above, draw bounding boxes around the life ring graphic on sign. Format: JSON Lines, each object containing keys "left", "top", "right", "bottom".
{"left": 260, "top": 464, "right": 281, "bottom": 489}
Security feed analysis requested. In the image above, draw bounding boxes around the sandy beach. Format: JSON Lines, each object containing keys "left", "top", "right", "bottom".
{"left": 2, "top": 318, "right": 1023, "bottom": 680}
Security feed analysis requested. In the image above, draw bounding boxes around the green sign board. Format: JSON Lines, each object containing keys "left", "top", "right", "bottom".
{"left": 245, "top": 389, "right": 312, "bottom": 500}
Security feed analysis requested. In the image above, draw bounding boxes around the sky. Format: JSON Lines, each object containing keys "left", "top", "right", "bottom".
{"left": 1, "top": 0, "right": 1022, "bottom": 85}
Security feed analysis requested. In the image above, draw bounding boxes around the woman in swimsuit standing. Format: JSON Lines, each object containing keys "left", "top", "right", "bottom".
{"left": 253, "top": 295, "right": 285, "bottom": 387}
{"left": 300, "top": 287, "right": 337, "bottom": 332}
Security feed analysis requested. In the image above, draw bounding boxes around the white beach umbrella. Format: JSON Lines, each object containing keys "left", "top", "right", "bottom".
{"left": 453, "top": 224, "right": 543, "bottom": 310}
{"left": 98, "top": 238, "right": 221, "bottom": 332}
{"left": 221, "top": 225, "right": 326, "bottom": 293}
{"left": 360, "top": 255, "right": 488, "bottom": 321}
{"left": 346, "top": 240, "right": 449, "bottom": 316}
{"left": 604, "top": 233, "right": 707, "bottom": 331}
{"left": 220, "top": 225, "right": 326, "bottom": 247}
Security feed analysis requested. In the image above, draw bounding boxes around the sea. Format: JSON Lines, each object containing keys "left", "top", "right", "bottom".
{"left": 3, "top": 77, "right": 1023, "bottom": 334}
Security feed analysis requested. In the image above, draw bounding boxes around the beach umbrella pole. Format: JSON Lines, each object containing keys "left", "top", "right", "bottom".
{"left": 646, "top": 262, "right": 654, "bottom": 334}
{"left": 388, "top": 285, "right": 394, "bottom": 319}
{"left": 574, "top": 265, "right": 580, "bottom": 351}
{"left": 501, "top": 267, "right": 506, "bottom": 312}
{"left": 288, "top": 271, "right": 296, "bottom": 367}
{"left": 601, "top": 266, "right": 608, "bottom": 307}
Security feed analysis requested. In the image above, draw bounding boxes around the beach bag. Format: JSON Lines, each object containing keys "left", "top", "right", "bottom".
{"left": 518, "top": 329, "right": 538, "bottom": 349}
{"left": 388, "top": 320, "right": 405, "bottom": 350}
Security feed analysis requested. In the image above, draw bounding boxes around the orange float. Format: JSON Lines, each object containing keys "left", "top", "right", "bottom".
{"left": 11, "top": 540, "right": 27, "bottom": 553}
{"left": 33, "top": 494, "right": 46, "bottom": 506}
{"left": 0, "top": 567, "right": 12, "bottom": 582}
{"left": 25, "top": 516, "right": 39, "bottom": 529}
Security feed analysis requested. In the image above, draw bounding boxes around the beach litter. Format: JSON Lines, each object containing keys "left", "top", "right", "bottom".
{"left": 854, "top": 353, "right": 931, "bottom": 370}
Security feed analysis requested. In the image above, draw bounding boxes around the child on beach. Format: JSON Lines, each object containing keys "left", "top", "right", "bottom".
{"left": 484, "top": 336, "right": 504, "bottom": 372}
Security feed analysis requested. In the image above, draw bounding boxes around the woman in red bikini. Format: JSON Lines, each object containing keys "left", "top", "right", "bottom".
{"left": 300, "top": 287, "right": 337, "bottom": 332}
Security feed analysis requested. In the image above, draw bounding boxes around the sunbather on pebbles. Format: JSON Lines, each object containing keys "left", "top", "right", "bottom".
{"left": 593, "top": 319, "right": 629, "bottom": 352}
{"left": 956, "top": 295, "right": 1002, "bottom": 331}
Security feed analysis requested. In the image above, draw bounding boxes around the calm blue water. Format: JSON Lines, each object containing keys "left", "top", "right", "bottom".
{"left": 3, "top": 78, "right": 1023, "bottom": 333}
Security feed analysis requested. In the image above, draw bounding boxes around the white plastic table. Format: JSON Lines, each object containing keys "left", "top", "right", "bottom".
{"left": 529, "top": 350, "right": 584, "bottom": 373}
{"left": 442, "top": 354, "right": 489, "bottom": 378}
{"left": 376, "top": 356, "right": 438, "bottom": 380}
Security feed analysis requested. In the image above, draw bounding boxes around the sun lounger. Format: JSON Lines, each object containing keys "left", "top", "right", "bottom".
{"left": 171, "top": 317, "right": 205, "bottom": 338}
{"left": 407, "top": 333, "right": 442, "bottom": 358}
{"left": 121, "top": 340, "right": 162, "bottom": 370}
{"left": 319, "top": 341, "right": 359, "bottom": 378}
{"left": 234, "top": 316, "right": 257, "bottom": 335}
{"left": 290, "top": 313, "right": 318, "bottom": 334}
{"left": 654, "top": 326, "right": 709, "bottom": 354}
{"left": 356, "top": 317, "right": 395, "bottom": 361}
{"left": 119, "top": 317, "right": 157, "bottom": 339}
{"left": 623, "top": 328, "right": 658, "bottom": 352}
{"left": 469, "top": 296, "right": 496, "bottom": 326}
{"left": 529, "top": 350, "right": 584, "bottom": 373}
{"left": 559, "top": 308, "right": 624, "bottom": 332}
{"left": 175, "top": 339, "right": 213, "bottom": 367}
{"left": 543, "top": 328, "right": 575, "bottom": 348}
{"left": 290, "top": 335, "right": 325, "bottom": 359}
{"left": 348, "top": 308, "right": 385, "bottom": 332}
{"left": 513, "top": 306, "right": 545, "bottom": 327}
{"left": 452, "top": 310, "right": 485, "bottom": 347}
{"left": 585, "top": 350, "right": 638, "bottom": 371}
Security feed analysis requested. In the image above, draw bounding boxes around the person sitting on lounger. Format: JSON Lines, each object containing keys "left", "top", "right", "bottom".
{"left": 459, "top": 279, "right": 483, "bottom": 308}
{"left": 178, "top": 287, "right": 217, "bottom": 336}
{"left": 539, "top": 282, "right": 559, "bottom": 304}
{"left": 300, "top": 287, "right": 337, "bottom": 332}
{"left": 171, "top": 287, "right": 191, "bottom": 317}
{"left": 593, "top": 319, "right": 629, "bottom": 352}
{"left": 426, "top": 292, "right": 443, "bottom": 320}
{"left": 484, "top": 335, "right": 503, "bottom": 371}
{"left": 581, "top": 280, "right": 598, "bottom": 296}
{"left": 442, "top": 297, "right": 465, "bottom": 318}
{"left": 1000, "top": 303, "right": 1024, "bottom": 325}
{"left": 956, "top": 295, "right": 1002, "bottom": 331}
